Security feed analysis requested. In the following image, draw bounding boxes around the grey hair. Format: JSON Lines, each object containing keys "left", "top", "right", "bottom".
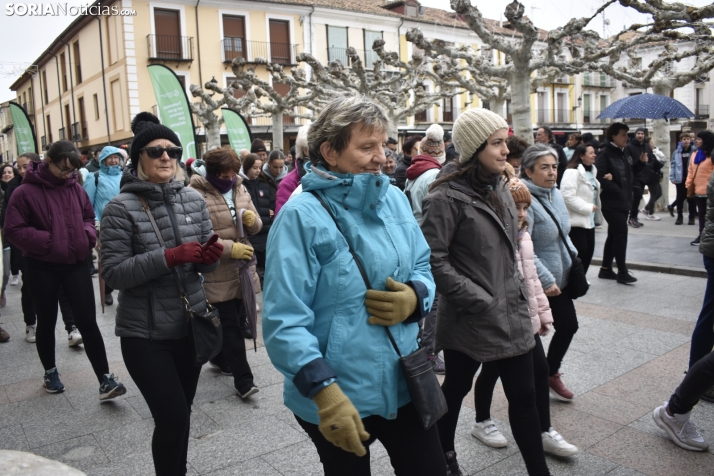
{"left": 295, "top": 124, "right": 309, "bottom": 160}
{"left": 519, "top": 143, "right": 558, "bottom": 180}
{"left": 308, "top": 96, "right": 392, "bottom": 168}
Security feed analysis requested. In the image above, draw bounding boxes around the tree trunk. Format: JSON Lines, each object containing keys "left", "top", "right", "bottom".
{"left": 653, "top": 84, "right": 672, "bottom": 211}
{"left": 271, "top": 113, "right": 284, "bottom": 152}
{"left": 510, "top": 71, "right": 533, "bottom": 143}
{"left": 205, "top": 121, "right": 222, "bottom": 150}
{"left": 493, "top": 98, "right": 506, "bottom": 120}
{"left": 388, "top": 111, "right": 399, "bottom": 140}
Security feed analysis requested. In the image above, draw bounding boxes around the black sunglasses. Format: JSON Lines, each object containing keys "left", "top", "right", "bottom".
{"left": 141, "top": 146, "right": 183, "bottom": 160}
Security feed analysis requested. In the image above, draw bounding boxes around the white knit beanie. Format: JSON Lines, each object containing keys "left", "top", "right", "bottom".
{"left": 452, "top": 108, "right": 509, "bottom": 164}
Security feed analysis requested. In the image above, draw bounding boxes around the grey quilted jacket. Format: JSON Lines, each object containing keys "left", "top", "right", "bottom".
{"left": 100, "top": 172, "right": 219, "bottom": 340}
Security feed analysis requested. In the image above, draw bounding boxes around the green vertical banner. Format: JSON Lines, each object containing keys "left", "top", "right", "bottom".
{"left": 8, "top": 101, "right": 37, "bottom": 155}
{"left": 222, "top": 108, "right": 252, "bottom": 152}
{"left": 147, "top": 64, "right": 197, "bottom": 160}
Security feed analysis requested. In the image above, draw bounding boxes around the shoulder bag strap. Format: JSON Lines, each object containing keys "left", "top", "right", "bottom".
{"left": 137, "top": 194, "right": 192, "bottom": 311}
{"left": 532, "top": 195, "right": 576, "bottom": 261}
{"left": 308, "top": 190, "right": 403, "bottom": 358}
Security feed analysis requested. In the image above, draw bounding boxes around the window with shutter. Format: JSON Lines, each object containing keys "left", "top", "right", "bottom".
{"left": 223, "top": 15, "right": 246, "bottom": 61}
{"left": 154, "top": 9, "right": 181, "bottom": 59}
{"left": 364, "top": 30, "right": 382, "bottom": 68}
{"left": 269, "top": 20, "right": 291, "bottom": 64}
{"left": 327, "top": 26, "right": 348, "bottom": 65}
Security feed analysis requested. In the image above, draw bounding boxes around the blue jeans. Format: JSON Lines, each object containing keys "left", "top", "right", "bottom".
{"left": 689, "top": 255, "right": 714, "bottom": 368}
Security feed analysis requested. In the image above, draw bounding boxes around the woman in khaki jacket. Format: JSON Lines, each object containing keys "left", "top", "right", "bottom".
{"left": 190, "top": 148, "right": 263, "bottom": 398}
{"left": 421, "top": 108, "right": 549, "bottom": 476}
{"left": 686, "top": 131, "right": 714, "bottom": 246}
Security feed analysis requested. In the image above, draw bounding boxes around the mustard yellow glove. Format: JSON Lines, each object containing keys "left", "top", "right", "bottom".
{"left": 230, "top": 242, "right": 254, "bottom": 260}
{"left": 313, "top": 383, "right": 370, "bottom": 456}
{"left": 242, "top": 210, "right": 256, "bottom": 228}
{"left": 365, "top": 277, "right": 417, "bottom": 326}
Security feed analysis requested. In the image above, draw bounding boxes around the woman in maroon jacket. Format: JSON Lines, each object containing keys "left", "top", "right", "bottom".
{"left": 4, "top": 140, "right": 126, "bottom": 399}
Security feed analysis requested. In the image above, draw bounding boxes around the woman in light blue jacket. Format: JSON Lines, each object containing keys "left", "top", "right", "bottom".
{"left": 83, "top": 145, "right": 124, "bottom": 306}
{"left": 521, "top": 144, "right": 581, "bottom": 403}
{"left": 263, "top": 96, "right": 444, "bottom": 476}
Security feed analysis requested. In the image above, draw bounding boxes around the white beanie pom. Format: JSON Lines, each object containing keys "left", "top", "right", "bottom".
{"left": 425, "top": 123, "right": 444, "bottom": 142}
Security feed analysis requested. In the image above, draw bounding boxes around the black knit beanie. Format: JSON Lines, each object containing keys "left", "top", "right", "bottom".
{"left": 129, "top": 112, "right": 181, "bottom": 168}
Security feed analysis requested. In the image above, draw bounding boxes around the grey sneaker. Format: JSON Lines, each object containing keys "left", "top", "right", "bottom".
{"left": 68, "top": 326, "right": 83, "bottom": 347}
{"left": 25, "top": 325, "right": 36, "bottom": 343}
{"left": 653, "top": 403, "right": 709, "bottom": 451}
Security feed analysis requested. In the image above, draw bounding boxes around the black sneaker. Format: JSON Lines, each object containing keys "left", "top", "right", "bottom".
{"left": 99, "top": 373, "right": 127, "bottom": 400}
{"left": 689, "top": 216, "right": 696, "bottom": 225}
{"left": 238, "top": 385, "right": 259, "bottom": 399}
{"left": 617, "top": 272, "right": 637, "bottom": 285}
{"left": 692, "top": 237, "right": 701, "bottom": 246}
{"left": 105, "top": 293, "right": 113, "bottom": 306}
{"left": 44, "top": 368, "right": 65, "bottom": 393}
{"left": 445, "top": 451, "right": 462, "bottom": 476}
{"left": 598, "top": 268, "right": 618, "bottom": 280}
{"left": 667, "top": 204, "right": 675, "bottom": 217}
{"left": 209, "top": 359, "right": 232, "bottom": 376}
{"left": 628, "top": 218, "right": 641, "bottom": 228}
{"left": 240, "top": 318, "right": 253, "bottom": 340}
{"left": 675, "top": 215, "right": 683, "bottom": 225}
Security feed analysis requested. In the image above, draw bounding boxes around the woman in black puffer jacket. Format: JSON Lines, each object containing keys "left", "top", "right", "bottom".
{"left": 240, "top": 153, "right": 276, "bottom": 276}
{"left": 101, "top": 112, "right": 222, "bottom": 476}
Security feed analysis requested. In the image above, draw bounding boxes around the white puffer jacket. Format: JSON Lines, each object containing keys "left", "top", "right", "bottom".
{"left": 560, "top": 164, "right": 600, "bottom": 229}
{"left": 517, "top": 229, "right": 553, "bottom": 335}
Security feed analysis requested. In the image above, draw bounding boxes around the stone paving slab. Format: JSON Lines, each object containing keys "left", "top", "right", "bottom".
{"left": 0, "top": 267, "right": 711, "bottom": 475}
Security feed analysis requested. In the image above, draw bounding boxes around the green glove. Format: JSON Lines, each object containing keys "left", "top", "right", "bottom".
{"left": 313, "top": 383, "right": 370, "bottom": 456}
{"left": 365, "top": 277, "right": 417, "bottom": 326}
{"left": 230, "top": 242, "right": 254, "bottom": 260}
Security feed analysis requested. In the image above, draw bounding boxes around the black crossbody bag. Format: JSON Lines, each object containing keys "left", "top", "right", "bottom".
{"left": 137, "top": 195, "right": 223, "bottom": 366}
{"left": 533, "top": 195, "right": 589, "bottom": 299}
{"left": 309, "top": 191, "right": 447, "bottom": 430}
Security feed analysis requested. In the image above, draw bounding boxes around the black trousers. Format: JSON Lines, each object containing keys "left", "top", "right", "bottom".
{"left": 439, "top": 349, "right": 549, "bottom": 476}
{"left": 475, "top": 334, "right": 550, "bottom": 433}
{"left": 645, "top": 181, "right": 662, "bottom": 214}
{"left": 296, "top": 401, "right": 446, "bottom": 476}
{"left": 9, "top": 244, "right": 21, "bottom": 276}
{"left": 630, "top": 181, "right": 645, "bottom": 219}
{"left": 568, "top": 227, "right": 595, "bottom": 274}
{"left": 546, "top": 286, "right": 578, "bottom": 376}
{"left": 670, "top": 350, "right": 714, "bottom": 415}
{"left": 20, "top": 257, "right": 75, "bottom": 331}
{"left": 697, "top": 197, "right": 707, "bottom": 236}
{"left": 601, "top": 209, "right": 629, "bottom": 274}
{"left": 212, "top": 299, "right": 254, "bottom": 393}
{"left": 25, "top": 257, "right": 107, "bottom": 382}
{"left": 671, "top": 183, "right": 698, "bottom": 218}
{"left": 121, "top": 336, "right": 201, "bottom": 476}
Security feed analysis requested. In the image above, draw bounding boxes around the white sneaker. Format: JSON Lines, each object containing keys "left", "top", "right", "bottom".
{"left": 646, "top": 214, "right": 661, "bottom": 221}
{"left": 25, "top": 325, "right": 36, "bottom": 343}
{"left": 542, "top": 428, "right": 579, "bottom": 456}
{"left": 9, "top": 275, "right": 19, "bottom": 286}
{"left": 471, "top": 419, "right": 508, "bottom": 448}
{"left": 653, "top": 403, "right": 709, "bottom": 451}
{"left": 68, "top": 326, "right": 83, "bottom": 347}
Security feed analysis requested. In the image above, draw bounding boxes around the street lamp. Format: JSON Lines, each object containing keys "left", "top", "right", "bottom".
{"left": 573, "top": 96, "right": 583, "bottom": 132}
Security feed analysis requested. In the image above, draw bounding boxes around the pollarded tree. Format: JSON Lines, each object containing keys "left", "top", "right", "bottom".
{"left": 297, "top": 40, "right": 463, "bottom": 138}
{"left": 407, "top": 0, "right": 714, "bottom": 142}
{"left": 230, "top": 57, "right": 330, "bottom": 149}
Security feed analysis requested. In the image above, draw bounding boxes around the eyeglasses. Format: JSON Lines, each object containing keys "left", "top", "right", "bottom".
{"left": 51, "top": 161, "right": 76, "bottom": 174}
{"left": 141, "top": 146, "right": 183, "bottom": 160}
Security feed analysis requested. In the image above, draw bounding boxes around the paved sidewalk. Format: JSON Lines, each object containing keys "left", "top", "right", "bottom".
{"left": 593, "top": 210, "right": 705, "bottom": 272}
{"left": 0, "top": 266, "right": 712, "bottom": 475}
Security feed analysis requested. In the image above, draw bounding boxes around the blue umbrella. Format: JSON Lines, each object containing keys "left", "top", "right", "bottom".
{"left": 596, "top": 93, "right": 694, "bottom": 121}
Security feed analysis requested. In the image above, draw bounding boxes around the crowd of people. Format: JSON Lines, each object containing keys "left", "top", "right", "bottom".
{"left": 0, "top": 97, "right": 713, "bottom": 476}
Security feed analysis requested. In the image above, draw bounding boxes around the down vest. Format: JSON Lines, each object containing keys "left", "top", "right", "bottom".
{"left": 100, "top": 172, "right": 219, "bottom": 340}
{"left": 421, "top": 177, "right": 534, "bottom": 363}
{"left": 189, "top": 174, "right": 263, "bottom": 303}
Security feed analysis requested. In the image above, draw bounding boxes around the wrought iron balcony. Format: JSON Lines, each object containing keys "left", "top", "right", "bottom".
{"left": 41, "top": 135, "right": 48, "bottom": 150}
{"left": 223, "top": 39, "right": 300, "bottom": 65}
{"left": 696, "top": 105, "right": 709, "bottom": 119}
{"left": 582, "top": 110, "right": 612, "bottom": 125}
{"left": 58, "top": 127, "right": 66, "bottom": 140}
{"left": 537, "top": 108, "right": 573, "bottom": 124}
{"left": 147, "top": 34, "right": 194, "bottom": 62}
{"left": 582, "top": 73, "right": 615, "bottom": 88}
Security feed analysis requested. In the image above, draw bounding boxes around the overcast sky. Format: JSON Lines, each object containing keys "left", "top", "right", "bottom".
{"left": 0, "top": 0, "right": 711, "bottom": 103}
